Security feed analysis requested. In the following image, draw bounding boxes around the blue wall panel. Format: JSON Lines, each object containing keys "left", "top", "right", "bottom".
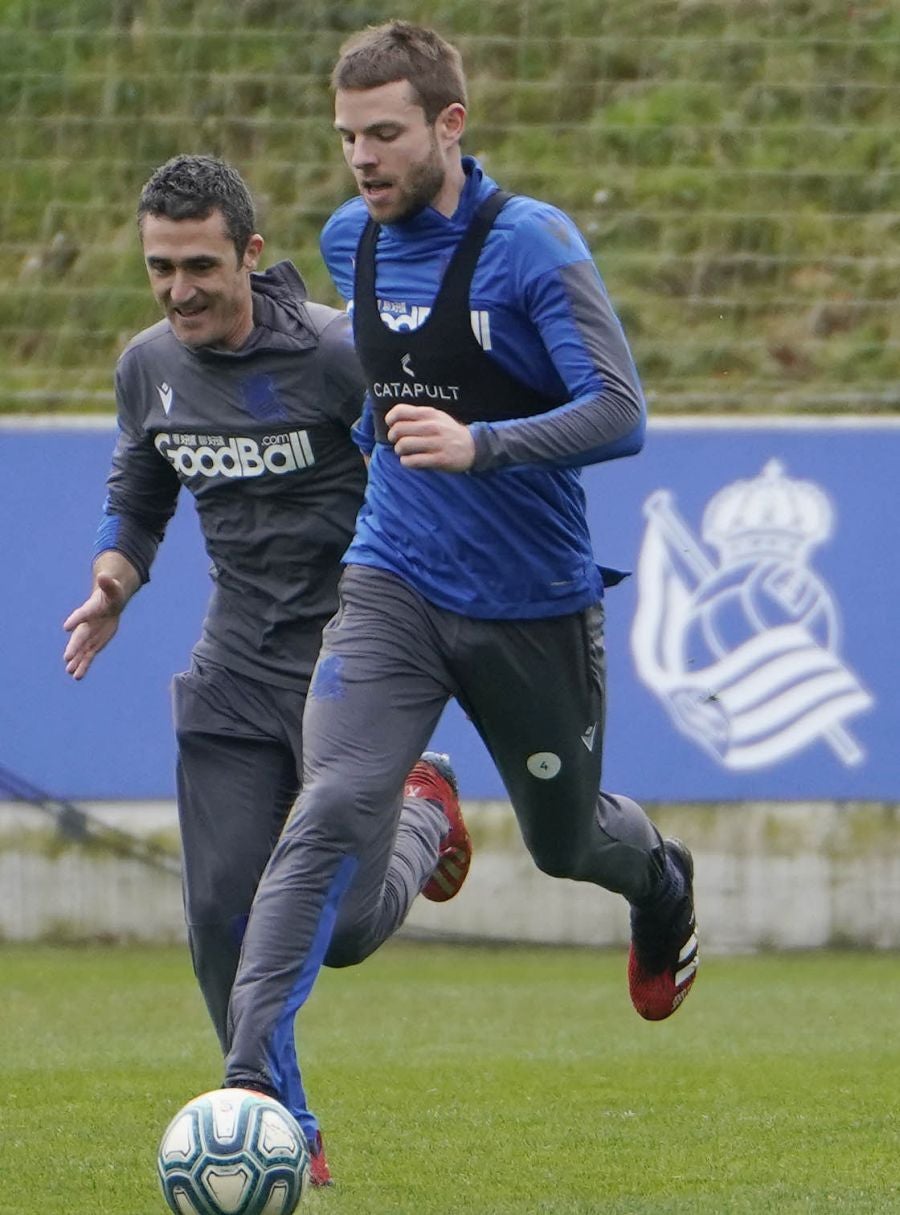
{"left": 1, "top": 421, "right": 895, "bottom": 801}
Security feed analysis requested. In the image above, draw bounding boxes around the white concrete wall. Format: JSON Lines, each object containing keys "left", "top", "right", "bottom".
{"left": 2, "top": 801, "right": 899, "bottom": 951}
{"left": 0, "top": 802, "right": 184, "bottom": 943}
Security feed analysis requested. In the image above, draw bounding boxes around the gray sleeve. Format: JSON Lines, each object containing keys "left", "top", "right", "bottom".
{"left": 310, "top": 308, "right": 368, "bottom": 432}
{"left": 471, "top": 258, "right": 646, "bottom": 472}
{"left": 93, "top": 361, "right": 180, "bottom": 583}
{"left": 470, "top": 390, "right": 644, "bottom": 471}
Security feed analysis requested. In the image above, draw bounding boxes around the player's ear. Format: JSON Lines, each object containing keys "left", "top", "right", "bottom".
{"left": 243, "top": 233, "right": 265, "bottom": 270}
{"left": 437, "top": 102, "right": 466, "bottom": 148}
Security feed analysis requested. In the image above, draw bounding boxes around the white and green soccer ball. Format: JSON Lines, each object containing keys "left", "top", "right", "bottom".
{"left": 157, "top": 1088, "right": 310, "bottom": 1214}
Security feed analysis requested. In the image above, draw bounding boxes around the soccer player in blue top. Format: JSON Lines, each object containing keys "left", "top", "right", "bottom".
{"left": 224, "top": 20, "right": 699, "bottom": 1159}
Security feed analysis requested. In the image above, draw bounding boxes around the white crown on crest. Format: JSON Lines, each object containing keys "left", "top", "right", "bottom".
{"left": 701, "top": 459, "right": 832, "bottom": 565}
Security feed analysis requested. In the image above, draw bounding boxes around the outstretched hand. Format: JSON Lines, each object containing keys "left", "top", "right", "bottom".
{"left": 62, "top": 572, "right": 129, "bottom": 680}
{"left": 385, "top": 404, "right": 475, "bottom": 472}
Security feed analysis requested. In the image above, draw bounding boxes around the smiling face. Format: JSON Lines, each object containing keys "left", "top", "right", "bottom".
{"left": 140, "top": 210, "right": 263, "bottom": 350}
{"left": 335, "top": 80, "right": 466, "bottom": 223}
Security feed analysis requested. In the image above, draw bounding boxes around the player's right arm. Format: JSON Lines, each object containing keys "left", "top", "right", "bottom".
{"left": 63, "top": 360, "right": 180, "bottom": 679}
{"left": 63, "top": 552, "right": 142, "bottom": 679}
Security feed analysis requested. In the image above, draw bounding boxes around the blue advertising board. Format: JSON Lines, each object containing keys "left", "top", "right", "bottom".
{"left": 1, "top": 418, "right": 896, "bottom": 802}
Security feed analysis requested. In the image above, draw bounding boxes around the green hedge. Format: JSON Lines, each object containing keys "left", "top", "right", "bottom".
{"left": 2, "top": 0, "right": 899, "bottom": 412}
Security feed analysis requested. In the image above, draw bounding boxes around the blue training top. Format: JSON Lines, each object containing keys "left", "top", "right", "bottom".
{"left": 320, "top": 156, "right": 647, "bottom": 620}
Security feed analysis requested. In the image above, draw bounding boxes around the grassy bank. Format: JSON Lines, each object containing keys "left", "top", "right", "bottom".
{"left": 1, "top": 940, "right": 898, "bottom": 1212}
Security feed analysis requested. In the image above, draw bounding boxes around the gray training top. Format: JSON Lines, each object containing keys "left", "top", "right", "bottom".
{"left": 96, "top": 260, "right": 367, "bottom": 691}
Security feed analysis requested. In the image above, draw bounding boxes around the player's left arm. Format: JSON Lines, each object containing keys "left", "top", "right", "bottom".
{"left": 385, "top": 256, "right": 644, "bottom": 472}
{"left": 388, "top": 208, "right": 646, "bottom": 474}
{"left": 470, "top": 224, "right": 646, "bottom": 472}
{"left": 318, "top": 220, "right": 376, "bottom": 467}
{"left": 318, "top": 310, "right": 368, "bottom": 433}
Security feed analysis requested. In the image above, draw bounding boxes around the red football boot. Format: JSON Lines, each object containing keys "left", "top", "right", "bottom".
{"left": 628, "top": 838, "right": 699, "bottom": 1021}
{"left": 405, "top": 752, "right": 472, "bottom": 902}
{"left": 308, "top": 1128, "right": 333, "bottom": 1187}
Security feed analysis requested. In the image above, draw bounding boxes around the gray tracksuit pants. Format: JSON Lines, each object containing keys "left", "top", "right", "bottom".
{"left": 225, "top": 565, "right": 666, "bottom": 1107}
{"left": 172, "top": 656, "right": 445, "bottom": 1147}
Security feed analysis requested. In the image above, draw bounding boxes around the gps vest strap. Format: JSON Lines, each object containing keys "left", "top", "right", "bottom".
{"left": 352, "top": 189, "right": 566, "bottom": 442}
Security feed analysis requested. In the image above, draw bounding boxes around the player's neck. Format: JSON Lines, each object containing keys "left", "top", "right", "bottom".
{"left": 431, "top": 158, "right": 467, "bottom": 218}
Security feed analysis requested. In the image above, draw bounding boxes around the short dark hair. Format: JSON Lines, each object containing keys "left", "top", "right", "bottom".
{"left": 137, "top": 155, "right": 256, "bottom": 258}
{"left": 331, "top": 21, "right": 467, "bottom": 124}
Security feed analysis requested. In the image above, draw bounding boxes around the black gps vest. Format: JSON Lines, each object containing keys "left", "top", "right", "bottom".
{"left": 352, "top": 190, "right": 567, "bottom": 443}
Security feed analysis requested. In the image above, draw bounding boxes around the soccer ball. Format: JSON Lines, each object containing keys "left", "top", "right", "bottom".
{"left": 157, "top": 1088, "right": 310, "bottom": 1215}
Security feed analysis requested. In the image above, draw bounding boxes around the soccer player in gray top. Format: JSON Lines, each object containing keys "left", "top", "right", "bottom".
{"left": 62, "top": 154, "right": 471, "bottom": 1186}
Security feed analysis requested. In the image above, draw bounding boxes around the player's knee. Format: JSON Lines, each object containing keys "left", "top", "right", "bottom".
{"left": 530, "top": 840, "right": 584, "bottom": 881}
{"left": 285, "top": 774, "right": 373, "bottom": 850}
{"left": 324, "top": 929, "right": 378, "bottom": 969}
{"left": 325, "top": 890, "right": 387, "bottom": 969}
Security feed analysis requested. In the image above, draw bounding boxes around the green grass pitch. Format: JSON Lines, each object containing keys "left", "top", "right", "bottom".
{"left": 1, "top": 941, "right": 897, "bottom": 1214}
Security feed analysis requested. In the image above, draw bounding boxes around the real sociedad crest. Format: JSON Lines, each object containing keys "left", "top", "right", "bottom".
{"left": 630, "top": 460, "right": 873, "bottom": 770}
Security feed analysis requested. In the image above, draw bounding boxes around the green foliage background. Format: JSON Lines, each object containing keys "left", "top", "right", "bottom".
{"left": 2, "top": 0, "right": 899, "bottom": 413}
